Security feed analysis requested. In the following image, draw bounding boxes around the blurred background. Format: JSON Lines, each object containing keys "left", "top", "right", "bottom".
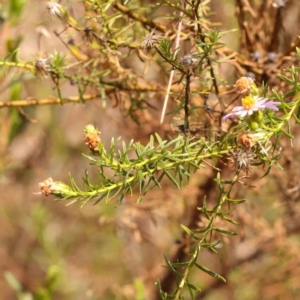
{"left": 1, "top": 0, "right": 300, "bottom": 299}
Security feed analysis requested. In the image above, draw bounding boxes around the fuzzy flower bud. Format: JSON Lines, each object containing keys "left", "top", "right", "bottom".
{"left": 84, "top": 124, "right": 101, "bottom": 151}
{"left": 38, "top": 178, "right": 73, "bottom": 197}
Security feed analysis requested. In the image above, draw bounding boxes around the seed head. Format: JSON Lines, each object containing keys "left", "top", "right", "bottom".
{"left": 272, "top": 0, "right": 286, "bottom": 8}
{"left": 38, "top": 178, "right": 73, "bottom": 197}
{"left": 268, "top": 52, "right": 277, "bottom": 62}
{"left": 180, "top": 54, "right": 198, "bottom": 67}
{"left": 46, "top": 2, "right": 62, "bottom": 19}
{"left": 140, "top": 28, "right": 160, "bottom": 50}
{"left": 237, "top": 132, "right": 254, "bottom": 149}
{"left": 84, "top": 124, "right": 101, "bottom": 151}
{"left": 35, "top": 58, "right": 51, "bottom": 78}
{"left": 243, "top": 72, "right": 255, "bottom": 81}
{"left": 251, "top": 51, "right": 262, "bottom": 62}
{"left": 39, "top": 178, "right": 54, "bottom": 196}
{"left": 228, "top": 148, "right": 256, "bottom": 174}
{"left": 235, "top": 76, "right": 254, "bottom": 95}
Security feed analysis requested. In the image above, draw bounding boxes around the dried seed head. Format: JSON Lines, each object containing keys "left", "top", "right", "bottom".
{"left": 35, "top": 58, "right": 51, "bottom": 78}
{"left": 180, "top": 54, "right": 199, "bottom": 68}
{"left": 272, "top": 0, "right": 286, "bottom": 8}
{"left": 243, "top": 72, "right": 255, "bottom": 81}
{"left": 228, "top": 148, "right": 256, "bottom": 174}
{"left": 38, "top": 178, "right": 73, "bottom": 196}
{"left": 84, "top": 124, "right": 101, "bottom": 151}
{"left": 140, "top": 28, "right": 160, "bottom": 50}
{"left": 237, "top": 132, "right": 255, "bottom": 149}
{"left": 268, "top": 52, "right": 277, "bottom": 62}
{"left": 46, "top": 2, "right": 62, "bottom": 19}
{"left": 234, "top": 76, "right": 254, "bottom": 94}
{"left": 39, "top": 178, "right": 54, "bottom": 196}
{"left": 251, "top": 51, "right": 262, "bottom": 62}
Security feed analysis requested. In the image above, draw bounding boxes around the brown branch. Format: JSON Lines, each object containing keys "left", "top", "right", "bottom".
{"left": 0, "top": 94, "right": 102, "bottom": 108}
{"left": 112, "top": 2, "right": 167, "bottom": 33}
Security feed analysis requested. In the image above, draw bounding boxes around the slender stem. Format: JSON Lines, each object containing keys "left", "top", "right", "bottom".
{"left": 160, "top": 3, "right": 184, "bottom": 124}
{"left": 60, "top": 147, "right": 233, "bottom": 200}
{"left": 112, "top": 2, "right": 167, "bottom": 33}
{"left": 0, "top": 60, "right": 34, "bottom": 71}
{"left": 0, "top": 94, "right": 102, "bottom": 108}
{"left": 174, "top": 174, "right": 238, "bottom": 300}
{"left": 184, "top": 74, "right": 191, "bottom": 129}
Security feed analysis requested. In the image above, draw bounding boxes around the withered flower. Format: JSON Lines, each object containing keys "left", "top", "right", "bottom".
{"left": 38, "top": 178, "right": 74, "bottom": 197}
{"left": 234, "top": 76, "right": 255, "bottom": 95}
{"left": 228, "top": 148, "right": 257, "bottom": 174}
{"left": 140, "top": 28, "right": 161, "bottom": 50}
{"left": 39, "top": 177, "right": 54, "bottom": 196}
{"left": 35, "top": 58, "right": 51, "bottom": 78}
{"left": 180, "top": 54, "right": 199, "bottom": 73}
{"left": 84, "top": 124, "right": 101, "bottom": 151}
{"left": 46, "top": 2, "right": 62, "bottom": 19}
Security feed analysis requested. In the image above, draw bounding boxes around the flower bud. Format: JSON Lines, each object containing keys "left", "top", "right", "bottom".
{"left": 39, "top": 178, "right": 73, "bottom": 197}
{"left": 84, "top": 124, "right": 101, "bottom": 151}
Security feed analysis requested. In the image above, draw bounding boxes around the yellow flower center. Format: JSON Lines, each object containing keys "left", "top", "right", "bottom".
{"left": 242, "top": 95, "right": 256, "bottom": 110}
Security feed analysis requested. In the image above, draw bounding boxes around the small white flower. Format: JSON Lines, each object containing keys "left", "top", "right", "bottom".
{"left": 46, "top": 2, "right": 62, "bottom": 19}
{"left": 223, "top": 95, "right": 281, "bottom": 121}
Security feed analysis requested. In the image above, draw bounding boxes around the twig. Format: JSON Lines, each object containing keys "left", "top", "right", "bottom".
{"left": 160, "top": 6, "right": 184, "bottom": 124}
{"left": 0, "top": 94, "right": 102, "bottom": 108}
{"left": 112, "top": 2, "right": 167, "bottom": 33}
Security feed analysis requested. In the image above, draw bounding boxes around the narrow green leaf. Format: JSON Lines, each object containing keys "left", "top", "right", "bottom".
{"left": 164, "top": 170, "right": 180, "bottom": 189}
{"left": 225, "top": 198, "right": 245, "bottom": 204}
{"left": 93, "top": 193, "right": 107, "bottom": 205}
{"left": 208, "top": 246, "right": 221, "bottom": 258}
{"left": 221, "top": 215, "right": 239, "bottom": 225}
{"left": 181, "top": 225, "right": 199, "bottom": 240}
{"left": 69, "top": 174, "right": 81, "bottom": 192}
{"left": 163, "top": 255, "right": 184, "bottom": 277}
{"left": 278, "top": 74, "right": 295, "bottom": 85}
{"left": 195, "top": 263, "right": 226, "bottom": 282}
{"left": 213, "top": 227, "right": 238, "bottom": 236}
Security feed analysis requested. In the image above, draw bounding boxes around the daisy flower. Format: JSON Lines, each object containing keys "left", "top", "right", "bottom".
{"left": 223, "top": 95, "right": 280, "bottom": 121}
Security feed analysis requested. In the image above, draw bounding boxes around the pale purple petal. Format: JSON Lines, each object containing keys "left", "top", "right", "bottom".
{"left": 256, "top": 97, "right": 268, "bottom": 104}
{"left": 239, "top": 110, "right": 248, "bottom": 117}
{"left": 222, "top": 96, "right": 280, "bottom": 123}
{"left": 232, "top": 106, "right": 244, "bottom": 112}
{"left": 223, "top": 112, "right": 237, "bottom": 121}
{"left": 264, "top": 101, "right": 281, "bottom": 111}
